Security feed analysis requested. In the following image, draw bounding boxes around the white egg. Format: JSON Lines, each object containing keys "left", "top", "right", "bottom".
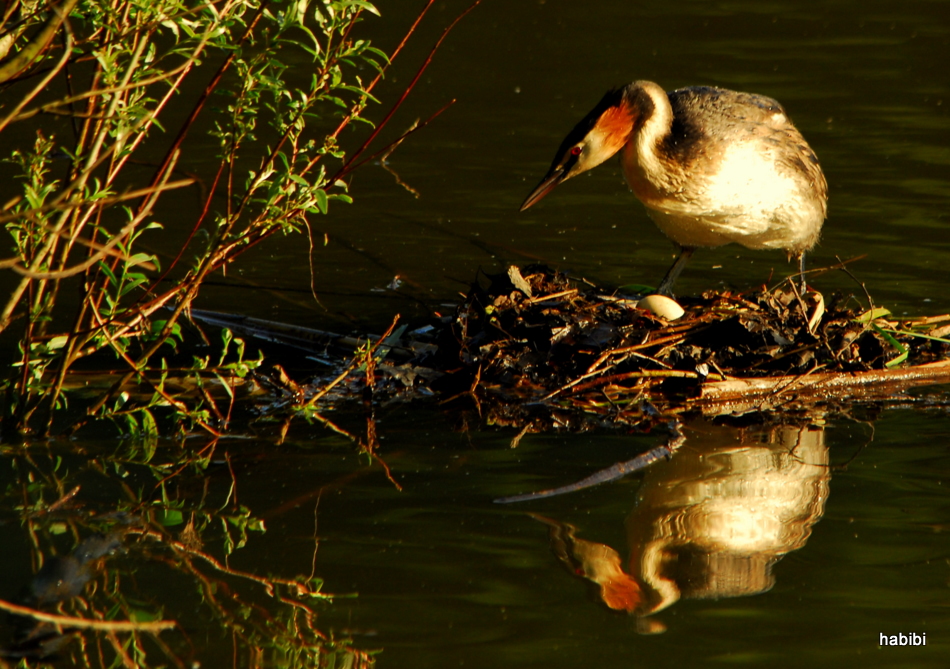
{"left": 637, "top": 294, "right": 685, "bottom": 320}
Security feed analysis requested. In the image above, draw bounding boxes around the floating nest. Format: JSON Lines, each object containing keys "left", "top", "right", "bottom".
{"left": 404, "top": 265, "right": 948, "bottom": 428}
{"left": 195, "top": 264, "right": 950, "bottom": 431}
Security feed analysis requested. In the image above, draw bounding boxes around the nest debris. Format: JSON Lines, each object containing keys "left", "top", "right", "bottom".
{"left": 391, "top": 265, "right": 950, "bottom": 428}
{"left": 203, "top": 264, "right": 950, "bottom": 431}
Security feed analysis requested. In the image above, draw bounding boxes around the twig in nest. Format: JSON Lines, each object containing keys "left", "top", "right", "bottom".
{"left": 835, "top": 254, "right": 875, "bottom": 317}
{"left": 510, "top": 423, "right": 530, "bottom": 449}
{"left": 303, "top": 315, "right": 401, "bottom": 408}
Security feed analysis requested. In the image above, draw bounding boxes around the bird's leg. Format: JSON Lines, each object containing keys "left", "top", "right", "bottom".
{"left": 797, "top": 252, "right": 808, "bottom": 292}
{"left": 656, "top": 247, "right": 695, "bottom": 297}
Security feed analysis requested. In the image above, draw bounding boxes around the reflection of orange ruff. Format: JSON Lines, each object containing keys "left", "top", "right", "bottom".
{"left": 524, "top": 423, "right": 828, "bottom": 622}
{"left": 530, "top": 513, "right": 641, "bottom": 612}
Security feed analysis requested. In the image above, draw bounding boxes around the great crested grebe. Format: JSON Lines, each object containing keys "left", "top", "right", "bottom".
{"left": 521, "top": 80, "right": 828, "bottom": 295}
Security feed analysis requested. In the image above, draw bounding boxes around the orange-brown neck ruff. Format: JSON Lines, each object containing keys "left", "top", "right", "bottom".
{"left": 546, "top": 87, "right": 631, "bottom": 165}
{"left": 592, "top": 101, "right": 635, "bottom": 156}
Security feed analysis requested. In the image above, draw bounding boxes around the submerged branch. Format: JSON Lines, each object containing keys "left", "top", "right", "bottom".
{"left": 0, "top": 597, "right": 176, "bottom": 632}
{"left": 494, "top": 437, "right": 683, "bottom": 504}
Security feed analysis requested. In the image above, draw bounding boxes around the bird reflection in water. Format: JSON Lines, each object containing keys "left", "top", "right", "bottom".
{"left": 2, "top": 533, "right": 122, "bottom": 659}
{"left": 529, "top": 422, "right": 829, "bottom": 631}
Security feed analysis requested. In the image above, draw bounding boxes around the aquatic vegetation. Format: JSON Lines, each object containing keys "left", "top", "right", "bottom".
{"left": 0, "top": 430, "right": 376, "bottom": 667}
{"left": 0, "top": 1, "right": 479, "bottom": 665}
{"left": 0, "top": 0, "right": 466, "bottom": 441}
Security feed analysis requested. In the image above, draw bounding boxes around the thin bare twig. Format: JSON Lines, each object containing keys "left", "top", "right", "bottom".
{"left": 336, "top": 99, "right": 456, "bottom": 180}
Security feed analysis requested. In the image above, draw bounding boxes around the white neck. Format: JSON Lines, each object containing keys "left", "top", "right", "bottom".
{"left": 620, "top": 81, "right": 679, "bottom": 201}
{"left": 630, "top": 81, "right": 674, "bottom": 185}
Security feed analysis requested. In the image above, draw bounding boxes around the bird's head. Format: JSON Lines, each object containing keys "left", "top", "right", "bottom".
{"left": 521, "top": 87, "right": 635, "bottom": 211}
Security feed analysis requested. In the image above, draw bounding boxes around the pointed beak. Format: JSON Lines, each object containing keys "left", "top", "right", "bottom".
{"left": 520, "top": 166, "right": 567, "bottom": 211}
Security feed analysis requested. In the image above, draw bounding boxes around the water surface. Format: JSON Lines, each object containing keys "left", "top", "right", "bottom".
{"left": 2, "top": 0, "right": 950, "bottom": 666}
{"left": 215, "top": 0, "right": 950, "bottom": 328}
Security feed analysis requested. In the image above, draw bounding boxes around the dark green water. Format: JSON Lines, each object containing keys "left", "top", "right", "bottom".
{"left": 216, "top": 0, "right": 950, "bottom": 328}
{"left": 3, "top": 0, "right": 950, "bottom": 666}
{"left": 247, "top": 406, "right": 950, "bottom": 668}
{"left": 202, "top": 0, "right": 950, "bottom": 663}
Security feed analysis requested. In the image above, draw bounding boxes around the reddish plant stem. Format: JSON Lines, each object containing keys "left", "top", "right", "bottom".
{"left": 335, "top": 97, "right": 456, "bottom": 180}
{"left": 330, "top": 0, "right": 483, "bottom": 183}
{"left": 136, "top": 2, "right": 271, "bottom": 219}
{"left": 297, "top": 0, "right": 440, "bottom": 180}
{"left": 139, "top": 161, "right": 226, "bottom": 304}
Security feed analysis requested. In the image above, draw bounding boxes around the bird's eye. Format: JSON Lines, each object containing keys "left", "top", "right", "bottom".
{"left": 570, "top": 146, "right": 582, "bottom": 156}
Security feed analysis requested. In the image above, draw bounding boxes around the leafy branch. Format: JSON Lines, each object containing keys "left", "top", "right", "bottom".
{"left": 0, "top": 0, "right": 475, "bottom": 440}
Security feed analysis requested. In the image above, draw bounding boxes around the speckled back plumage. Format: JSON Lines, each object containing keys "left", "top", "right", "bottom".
{"left": 664, "top": 86, "right": 827, "bottom": 219}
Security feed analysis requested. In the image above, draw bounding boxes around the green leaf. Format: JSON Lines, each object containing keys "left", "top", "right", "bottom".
{"left": 881, "top": 329, "right": 950, "bottom": 345}
{"left": 129, "top": 608, "right": 163, "bottom": 623}
{"left": 157, "top": 508, "right": 184, "bottom": 526}
{"left": 871, "top": 324, "right": 909, "bottom": 368}
{"left": 47, "top": 335, "right": 69, "bottom": 350}
{"left": 314, "top": 189, "right": 328, "bottom": 214}
{"left": 219, "top": 328, "right": 234, "bottom": 366}
{"left": 853, "top": 307, "right": 891, "bottom": 324}
{"left": 343, "top": 0, "right": 381, "bottom": 16}
{"left": 98, "top": 261, "right": 118, "bottom": 287}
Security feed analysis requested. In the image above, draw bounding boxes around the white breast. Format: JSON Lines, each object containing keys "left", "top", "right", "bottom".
{"left": 706, "top": 143, "right": 798, "bottom": 219}
{"left": 628, "top": 141, "right": 822, "bottom": 252}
